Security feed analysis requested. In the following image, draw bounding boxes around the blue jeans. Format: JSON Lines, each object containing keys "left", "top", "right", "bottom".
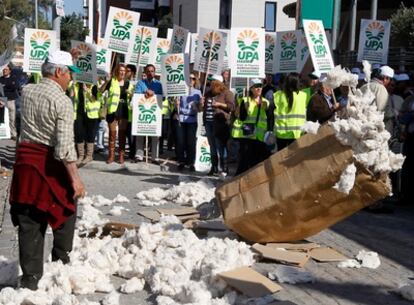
{"left": 95, "top": 120, "right": 107, "bottom": 149}
{"left": 175, "top": 122, "right": 198, "bottom": 165}
{"left": 204, "top": 121, "right": 227, "bottom": 168}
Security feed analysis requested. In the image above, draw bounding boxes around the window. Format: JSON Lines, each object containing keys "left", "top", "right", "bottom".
{"left": 265, "top": 2, "right": 277, "bottom": 32}
{"left": 179, "top": 4, "right": 182, "bottom": 26}
{"left": 219, "top": 0, "right": 232, "bottom": 29}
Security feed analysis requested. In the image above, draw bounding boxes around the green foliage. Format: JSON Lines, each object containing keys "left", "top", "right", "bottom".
{"left": 389, "top": 4, "right": 414, "bottom": 47}
{"left": 157, "top": 12, "right": 173, "bottom": 38}
{"left": 60, "top": 13, "right": 89, "bottom": 51}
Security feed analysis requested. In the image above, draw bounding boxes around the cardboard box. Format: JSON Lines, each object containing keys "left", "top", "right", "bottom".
{"left": 252, "top": 244, "right": 310, "bottom": 267}
{"left": 216, "top": 125, "right": 390, "bottom": 243}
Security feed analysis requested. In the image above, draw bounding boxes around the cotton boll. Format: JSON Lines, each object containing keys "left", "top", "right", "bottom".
{"left": 120, "top": 277, "right": 145, "bottom": 294}
{"left": 395, "top": 284, "right": 414, "bottom": 302}
{"left": 268, "top": 265, "right": 314, "bottom": 284}
{"left": 333, "top": 163, "right": 357, "bottom": 194}
{"left": 52, "top": 294, "right": 79, "bottom": 305}
{"left": 301, "top": 121, "right": 320, "bottom": 135}
{"left": 101, "top": 291, "right": 119, "bottom": 305}
{"left": 337, "top": 259, "right": 361, "bottom": 268}
{"left": 362, "top": 60, "right": 372, "bottom": 83}
{"left": 112, "top": 194, "right": 129, "bottom": 204}
{"left": 78, "top": 299, "right": 100, "bottom": 305}
{"left": 356, "top": 250, "right": 381, "bottom": 269}
{"left": 0, "top": 256, "right": 19, "bottom": 286}
{"left": 108, "top": 206, "right": 127, "bottom": 216}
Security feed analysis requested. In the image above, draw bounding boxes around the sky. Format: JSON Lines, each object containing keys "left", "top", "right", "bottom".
{"left": 65, "top": 0, "right": 84, "bottom": 16}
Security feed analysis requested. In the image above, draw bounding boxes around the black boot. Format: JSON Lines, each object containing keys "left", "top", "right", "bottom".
{"left": 208, "top": 155, "right": 219, "bottom": 176}
{"left": 220, "top": 158, "right": 229, "bottom": 176}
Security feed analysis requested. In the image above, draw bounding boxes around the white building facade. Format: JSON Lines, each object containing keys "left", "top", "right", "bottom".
{"left": 173, "top": 0, "right": 296, "bottom": 32}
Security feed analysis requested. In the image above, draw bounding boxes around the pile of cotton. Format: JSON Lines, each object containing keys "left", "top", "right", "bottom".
{"left": 136, "top": 179, "right": 216, "bottom": 207}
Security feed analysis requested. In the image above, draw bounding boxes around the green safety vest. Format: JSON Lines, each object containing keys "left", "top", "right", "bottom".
{"left": 232, "top": 96, "right": 269, "bottom": 142}
{"left": 107, "top": 78, "right": 121, "bottom": 115}
{"left": 273, "top": 90, "right": 307, "bottom": 139}
{"left": 302, "top": 87, "right": 313, "bottom": 106}
{"left": 73, "top": 83, "right": 102, "bottom": 120}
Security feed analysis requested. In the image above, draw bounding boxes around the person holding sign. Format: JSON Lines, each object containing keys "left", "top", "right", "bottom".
{"left": 175, "top": 74, "right": 203, "bottom": 171}
{"left": 134, "top": 64, "right": 163, "bottom": 163}
{"left": 233, "top": 79, "right": 271, "bottom": 175}
{"left": 9, "top": 50, "right": 85, "bottom": 290}
{"left": 100, "top": 63, "right": 134, "bottom": 164}
{"left": 272, "top": 73, "right": 307, "bottom": 150}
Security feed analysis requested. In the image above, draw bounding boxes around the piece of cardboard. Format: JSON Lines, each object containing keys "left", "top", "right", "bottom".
{"left": 219, "top": 266, "right": 282, "bottom": 297}
{"left": 266, "top": 241, "right": 320, "bottom": 252}
{"left": 253, "top": 244, "right": 310, "bottom": 267}
{"left": 157, "top": 207, "right": 199, "bottom": 216}
{"left": 138, "top": 210, "right": 161, "bottom": 222}
{"left": 309, "top": 247, "right": 348, "bottom": 262}
{"left": 216, "top": 125, "right": 390, "bottom": 242}
{"left": 177, "top": 213, "right": 200, "bottom": 222}
{"left": 266, "top": 302, "right": 298, "bottom": 305}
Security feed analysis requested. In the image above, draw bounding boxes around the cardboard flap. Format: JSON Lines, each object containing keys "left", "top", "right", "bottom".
{"left": 253, "top": 244, "right": 310, "bottom": 267}
{"left": 310, "top": 247, "right": 348, "bottom": 262}
{"left": 266, "top": 241, "right": 320, "bottom": 252}
{"left": 157, "top": 207, "right": 199, "bottom": 216}
{"left": 138, "top": 210, "right": 161, "bottom": 222}
{"left": 219, "top": 266, "right": 282, "bottom": 297}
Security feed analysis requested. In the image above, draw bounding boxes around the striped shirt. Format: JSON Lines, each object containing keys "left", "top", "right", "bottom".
{"left": 204, "top": 97, "right": 215, "bottom": 121}
{"left": 19, "top": 78, "right": 77, "bottom": 162}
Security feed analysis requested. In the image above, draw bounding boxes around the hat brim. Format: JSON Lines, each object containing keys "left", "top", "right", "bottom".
{"left": 308, "top": 74, "right": 319, "bottom": 80}
{"left": 68, "top": 65, "right": 81, "bottom": 73}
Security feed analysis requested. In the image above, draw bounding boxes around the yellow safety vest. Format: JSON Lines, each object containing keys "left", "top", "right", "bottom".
{"left": 302, "top": 87, "right": 313, "bottom": 106}
{"left": 274, "top": 90, "right": 307, "bottom": 139}
{"left": 73, "top": 83, "right": 102, "bottom": 120}
{"left": 232, "top": 96, "right": 269, "bottom": 142}
{"left": 232, "top": 96, "right": 247, "bottom": 139}
{"left": 162, "top": 98, "right": 174, "bottom": 117}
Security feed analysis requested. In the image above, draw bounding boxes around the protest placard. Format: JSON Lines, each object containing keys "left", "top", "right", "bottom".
{"left": 265, "top": 33, "right": 277, "bottom": 74}
{"left": 131, "top": 94, "right": 162, "bottom": 137}
{"left": 357, "top": 19, "right": 391, "bottom": 64}
{"left": 161, "top": 53, "right": 189, "bottom": 97}
{"left": 195, "top": 136, "right": 211, "bottom": 173}
{"left": 104, "top": 6, "right": 140, "bottom": 54}
{"left": 194, "top": 28, "right": 227, "bottom": 75}
{"left": 71, "top": 40, "right": 97, "bottom": 84}
{"left": 154, "top": 38, "right": 170, "bottom": 74}
{"left": 96, "top": 40, "right": 112, "bottom": 78}
{"left": 169, "top": 25, "right": 189, "bottom": 54}
{"left": 23, "top": 28, "right": 57, "bottom": 73}
{"left": 275, "top": 30, "right": 300, "bottom": 73}
{"left": 0, "top": 106, "right": 10, "bottom": 140}
{"left": 125, "top": 26, "right": 158, "bottom": 67}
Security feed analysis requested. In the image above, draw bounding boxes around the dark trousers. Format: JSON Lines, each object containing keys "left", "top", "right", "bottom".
{"left": 10, "top": 204, "right": 76, "bottom": 279}
{"left": 276, "top": 138, "right": 295, "bottom": 151}
{"left": 74, "top": 114, "right": 99, "bottom": 143}
{"left": 235, "top": 139, "right": 269, "bottom": 175}
{"left": 175, "top": 122, "right": 197, "bottom": 165}
{"left": 126, "top": 122, "right": 136, "bottom": 159}
{"left": 401, "top": 133, "right": 414, "bottom": 204}
{"left": 205, "top": 121, "right": 228, "bottom": 168}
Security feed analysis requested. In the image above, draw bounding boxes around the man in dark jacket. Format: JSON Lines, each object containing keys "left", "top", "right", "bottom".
{"left": 307, "top": 78, "right": 340, "bottom": 124}
{"left": 0, "top": 64, "right": 19, "bottom": 139}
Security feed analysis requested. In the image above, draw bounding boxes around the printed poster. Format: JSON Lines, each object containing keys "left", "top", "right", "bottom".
{"left": 221, "top": 29, "right": 230, "bottom": 70}
{"left": 131, "top": 94, "right": 162, "bottom": 137}
{"left": 104, "top": 6, "right": 140, "bottom": 54}
{"left": 23, "top": 28, "right": 58, "bottom": 73}
{"left": 0, "top": 106, "right": 10, "bottom": 139}
{"left": 195, "top": 136, "right": 211, "bottom": 173}
{"left": 154, "top": 38, "right": 170, "bottom": 74}
{"left": 190, "top": 33, "right": 198, "bottom": 63}
{"left": 161, "top": 53, "right": 189, "bottom": 97}
{"left": 298, "top": 31, "right": 310, "bottom": 72}
{"left": 230, "top": 28, "right": 265, "bottom": 78}
{"left": 96, "top": 40, "right": 112, "bottom": 78}
{"left": 194, "top": 28, "right": 227, "bottom": 75}
{"left": 275, "top": 30, "right": 300, "bottom": 73}
{"left": 169, "top": 25, "right": 189, "bottom": 54}
{"left": 303, "top": 19, "right": 334, "bottom": 72}
{"left": 71, "top": 40, "right": 97, "bottom": 84}
{"left": 265, "top": 33, "right": 277, "bottom": 74}
{"left": 125, "top": 26, "right": 158, "bottom": 67}
{"left": 230, "top": 77, "right": 248, "bottom": 97}
{"left": 357, "top": 19, "right": 391, "bottom": 65}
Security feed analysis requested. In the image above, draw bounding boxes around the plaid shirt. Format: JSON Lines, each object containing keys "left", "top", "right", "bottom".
{"left": 19, "top": 78, "right": 77, "bottom": 162}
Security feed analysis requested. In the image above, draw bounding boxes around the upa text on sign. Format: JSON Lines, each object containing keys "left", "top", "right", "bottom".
{"left": 161, "top": 53, "right": 189, "bottom": 97}
{"left": 96, "top": 40, "right": 112, "bottom": 78}
{"left": 194, "top": 28, "right": 227, "bottom": 75}
{"left": 230, "top": 28, "right": 265, "bottom": 78}
{"left": 169, "top": 25, "right": 189, "bottom": 54}
{"left": 131, "top": 94, "right": 162, "bottom": 137}
{"left": 357, "top": 19, "right": 390, "bottom": 65}
{"left": 265, "top": 33, "right": 277, "bottom": 74}
{"left": 104, "top": 7, "right": 140, "bottom": 54}
{"left": 154, "top": 38, "right": 170, "bottom": 74}
{"left": 125, "top": 26, "right": 158, "bottom": 67}
{"left": 71, "top": 40, "right": 97, "bottom": 84}
{"left": 195, "top": 136, "right": 212, "bottom": 172}
{"left": 23, "top": 28, "right": 58, "bottom": 73}
{"left": 275, "top": 30, "right": 301, "bottom": 73}
{"left": 303, "top": 20, "right": 334, "bottom": 73}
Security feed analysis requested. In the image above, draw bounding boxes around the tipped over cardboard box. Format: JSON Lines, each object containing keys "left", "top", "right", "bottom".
{"left": 216, "top": 125, "right": 390, "bottom": 243}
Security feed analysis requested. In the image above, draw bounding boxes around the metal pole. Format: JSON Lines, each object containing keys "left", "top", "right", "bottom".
{"left": 348, "top": 0, "right": 357, "bottom": 51}
{"left": 35, "top": 0, "right": 38, "bottom": 28}
{"left": 52, "top": 1, "right": 61, "bottom": 49}
{"left": 370, "top": 0, "right": 377, "bottom": 20}
{"left": 332, "top": 0, "right": 341, "bottom": 50}
{"left": 295, "top": 0, "right": 301, "bottom": 30}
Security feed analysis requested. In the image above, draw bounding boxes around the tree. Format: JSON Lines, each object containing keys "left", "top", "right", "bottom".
{"left": 60, "top": 13, "right": 89, "bottom": 51}
{"left": 389, "top": 4, "right": 414, "bottom": 47}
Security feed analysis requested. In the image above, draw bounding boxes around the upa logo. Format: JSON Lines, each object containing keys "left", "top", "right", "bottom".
{"left": 111, "top": 11, "right": 133, "bottom": 40}
{"left": 138, "top": 97, "right": 157, "bottom": 124}
{"left": 365, "top": 21, "right": 385, "bottom": 51}
{"left": 265, "top": 35, "right": 275, "bottom": 62}
{"left": 165, "top": 55, "right": 185, "bottom": 83}
{"left": 156, "top": 39, "right": 170, "bottom": 63}
{"left": 308, "top": 22, "right": 327, "bottom": 57}
{"left": 172, "top": 28, "right": 186, "bottom": 52}
{"left": 300, "top": 37, "right": 308, "bottom": 61}
{"left": 199, "top": 139, "right": 211, "bottom": 163}
{"left": 280, "top": 32, "right": 297, "bottom": 60}
{"left": 237, "top": 30, "right": 260, "bottom": 63}
{"left": 134, "top": 27, "right": 152, "bottom": 54}
{"left": 75, "top": 44, "right": 92, "bottom": 72}
{"left": 97, "top": 49, "right": 107, "bottom": 65}
{"left": 30, "top": 31, "right": 51, "bottom": 60}
{"left": 202, "top": 31, "right": 221, "bottom": 61}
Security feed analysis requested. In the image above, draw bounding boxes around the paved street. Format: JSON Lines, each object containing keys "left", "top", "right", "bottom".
{"left": 0, "top": 139, "right": 413, "bottom": 305}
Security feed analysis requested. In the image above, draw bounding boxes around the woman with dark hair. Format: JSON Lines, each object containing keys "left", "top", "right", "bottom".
{"left": 100, "top": 63, "right": 134, "bottom": 164}
{"left": 273, "top": 72, "right": 307, "bottom": 150}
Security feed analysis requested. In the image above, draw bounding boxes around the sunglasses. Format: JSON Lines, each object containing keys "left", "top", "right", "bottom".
{"left": 253, "top": 85, "right": 263, "bottom": 89}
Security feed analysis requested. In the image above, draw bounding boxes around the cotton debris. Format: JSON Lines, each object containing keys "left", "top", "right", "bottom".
{"left": 333, "top": 163, "right": 357, "bottom": 194}
{"left": 395, "top": 284, "right": 414, "bottom": 302}
{"left": 0, "top": 256, "right": 19, "bottom": 286}
{"left": 337, "top": 250, "right": 380, "bottom": 269}
{"left": 268, "top": 265, "right": 314, "bottom": 284}
{"left": 0, "top": 203, "right": 254, "bottom": 305}
{"left": 136, "top": 179, "right": 216, "bottom": 207}
{"left": 108, "top": 206, "right": 128, "bottom": 216}
{"left": 301, "top": 121, "right": 320, "bottom": 135}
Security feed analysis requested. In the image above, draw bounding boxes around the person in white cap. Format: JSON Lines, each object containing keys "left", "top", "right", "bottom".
{"left": 9, "top": 49, "right": 85, "bottom": 290}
